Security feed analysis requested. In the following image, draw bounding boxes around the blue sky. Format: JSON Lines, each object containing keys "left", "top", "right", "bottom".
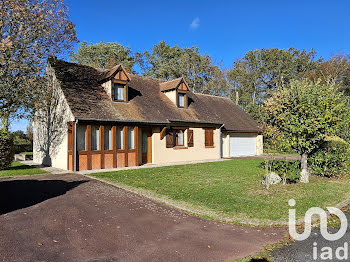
{"left": 11, "top": 0, "right": 350, "bottom": 131}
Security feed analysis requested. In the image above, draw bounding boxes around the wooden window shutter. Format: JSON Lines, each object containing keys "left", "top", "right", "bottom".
{"left": 205, "top": 129, "right": 214, "bottom": 147}
{"left": 187, "top": 129, "right": 194, "bottom": 147}
{"left": 205, "top": 130, "right": 209, "bottom": 146}
{"left": 166, "top": 130, "right": 174, "bottom": 148}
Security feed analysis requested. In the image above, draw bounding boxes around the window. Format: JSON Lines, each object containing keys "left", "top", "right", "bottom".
{"left": 91, "top": 125, "right": 100, "bottom": 150}
{"left": 128, "top": 127, "right": 135, "bottom": 149}
{"left": 114, "top": 83, "right": 125, "bottom": 101}
{"left": 77, "top": 125, "right": 86, "bottom": 151}
{"left": 205, "top": 129, "right": 214, "bottom": 147}
{"left": 166, "top": 129, "right": 186, "bottom": 148}
{"left": 104, "top": 126, "right": 112, "bottom": 150}
{"left": 116, "top": 126, "right": 124, "bottom": 150}
{"left": 142, "top": 132, "right": 148, "bottom": 153}
{"left": 176, "top": 130, "right": 184, "bottom": 146}
{"left": 178, "top": 93, "right": 185, "bottom": 108}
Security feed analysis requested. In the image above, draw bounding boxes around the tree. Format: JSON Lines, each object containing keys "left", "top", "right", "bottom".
{"left": 26, "top": 121, "right": 33, "bottom": 142}
{"left": 0, "top": 0, "right": 77, "bottom": 131}
{"left": 227, "top": 48, "right": 320, "bottom": 111}
{"left": 264, "top": 79, "right": 348, "bottom": 183}
{"left": 141, "top": 41, "right": 227, "bottom": 95}
{"left": 307, "top": 54, "right": 350, "bottom": 97}
{"left": 70, "top": 41, "right": 136, "bottom": 72}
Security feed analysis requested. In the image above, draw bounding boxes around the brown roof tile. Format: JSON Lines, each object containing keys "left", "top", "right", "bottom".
{"left": 49, "top": 59, "right": 260, "bottom": 132}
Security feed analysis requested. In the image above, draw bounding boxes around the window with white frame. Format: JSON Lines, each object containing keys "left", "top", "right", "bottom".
{"left": 114, "top": 83, "right": 125, "bottom": 101}
{"left": 91, "top": 125, "right": 100, "bottom": 150}
{"left": 178, "top": 93, "right": 185, "bottom": 107}
{"left": 116, "top": 126, "right": 124, "bottom": 150}
{"left": 77, "top": 125, "right": 86, "bottom": 151}
{"left": 128, "top": 127, "right": 135, "bottom": 149}
{"left": 104, "top": 126, "right": 112, "bottom": 150}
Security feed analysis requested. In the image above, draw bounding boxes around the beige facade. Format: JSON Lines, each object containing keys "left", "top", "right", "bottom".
{"left": 102, "top": 80, "right": 113, "bottom": 98}
{"left": 256, "top": 134, "right": 263, "bottom": 155}
{"left": 222, "top": 133, "right": 230, "bottom": 158}
{"left": 33, "top": 64, "right": 74, "bottom": 169}
{"left": 163, "top": 89, "right": 177, "bottom": 105}
{"left": 151, "top": 127, "right": 221, "bottom": 164}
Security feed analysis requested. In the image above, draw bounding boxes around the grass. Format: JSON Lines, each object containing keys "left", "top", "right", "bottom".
{"left": 19, "top": 152, "right": 33, "bottom": 156}
{"left": 91, "top": 159, "right": 350, "bottom": 223}
{"left": 0, "top": 162, "right": 48, "bottom": 177}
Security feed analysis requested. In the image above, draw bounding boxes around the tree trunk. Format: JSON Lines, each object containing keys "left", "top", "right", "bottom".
{"left": 300, "top": 153, "right": 309, "bottom": 183}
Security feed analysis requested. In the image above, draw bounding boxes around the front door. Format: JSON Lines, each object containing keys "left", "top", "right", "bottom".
{"left": 142, "top": 129, "right": 152, "bottom": 164}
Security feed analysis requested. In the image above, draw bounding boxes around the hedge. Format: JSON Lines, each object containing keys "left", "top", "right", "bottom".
{"left": 309, "top": 136, "right": 350, "bottom": 178}
{"left": 0, "top": 130, "right": 14, "bottom": 170}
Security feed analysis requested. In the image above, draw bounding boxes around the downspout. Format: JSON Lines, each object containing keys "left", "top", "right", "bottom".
{"left": 219, "top": 124, "right": 225, "bottom": 159}
{"left": 74, "top": 119, "right": 78, "bottom": 172}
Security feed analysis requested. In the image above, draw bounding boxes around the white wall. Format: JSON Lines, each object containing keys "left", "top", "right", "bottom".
{"left": 33, "top": 64, "right": 74, "bottom": 170}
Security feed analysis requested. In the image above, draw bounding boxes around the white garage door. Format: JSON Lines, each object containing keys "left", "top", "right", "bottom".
{"left": 229, "top": 135, "right": 257, "bottom": 157}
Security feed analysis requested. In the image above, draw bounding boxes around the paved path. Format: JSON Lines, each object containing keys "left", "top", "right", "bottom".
{"left": 272, "top": 210, "right": 350, "bottom": 262}
{"left": 0, "top": 173, "right": 285, "bottom": 262}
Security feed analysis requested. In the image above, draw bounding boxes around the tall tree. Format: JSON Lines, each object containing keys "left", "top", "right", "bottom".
{"left": 141, "top": 41, "right": 227, "bottom": 95}
{"left": 308, "top": 54, "right": 350, "bottom": 96}
{"left": 70, "top": 41, "right": 136, "bottom": 72}
{"left": 264, "top": 79, "right": 347, "bottom": 183}
{"left": 227, "top": 48, "right": 320, "bottom": 110}
{"left": 0, "top": 0, "right": 77, "bottom": 131}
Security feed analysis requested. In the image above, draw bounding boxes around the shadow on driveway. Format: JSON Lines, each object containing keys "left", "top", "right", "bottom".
{"left": 0, "top": 179, "right": 87, "bottom": 215}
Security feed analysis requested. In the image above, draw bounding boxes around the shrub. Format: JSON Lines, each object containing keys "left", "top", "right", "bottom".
{"left": 0, "top": 130, "right": 14, "bottom": 170}
{"left": 270, "top": 159, "right": 300, "bottom": 182}
{"left": 261, "top": 159, "right": 300, "bottom": 183}
{"left": 309, "top": 136, "right": 350, "bottom": 178}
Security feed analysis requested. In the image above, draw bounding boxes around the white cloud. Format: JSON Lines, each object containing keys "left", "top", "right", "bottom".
{"left": 189, "top": 17, "right": 200, "bottom": 30}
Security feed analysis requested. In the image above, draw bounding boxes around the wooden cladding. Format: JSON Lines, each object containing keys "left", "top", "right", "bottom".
{"left": 74, "top": 124, "right": 139, "bottom": 171}
{"left": 205, "top": 129, "right": 214, "bottom": 147}
{"left": 177, "top": 79, "right": 189, "bottom": 91}
{"left": 67, "top": 121, "right": 75, "bottom": 171}
{"left": 114, "top": 68, "right": 129, "bottom": 81}
{"left": 187, "top": 129, "right": 194, "bottom": 147}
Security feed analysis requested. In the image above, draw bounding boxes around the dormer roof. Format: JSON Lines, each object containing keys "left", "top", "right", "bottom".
{"left": 160, "top": 77, "right": 190, "bottom": 92}
{"left": 99, "top": 64, "right": 130, "bottom": 83}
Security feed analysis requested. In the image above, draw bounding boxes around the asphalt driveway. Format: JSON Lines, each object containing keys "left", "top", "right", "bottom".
{"left": 272, "top": 210, "right": 350, "bottom": 262}
{"left": 0, "top": 173, "right": 285, "bottom": 262}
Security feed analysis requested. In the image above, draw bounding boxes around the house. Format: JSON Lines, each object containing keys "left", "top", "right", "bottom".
{"left": 33, "top": 57, "right": 263, "bottom": 171}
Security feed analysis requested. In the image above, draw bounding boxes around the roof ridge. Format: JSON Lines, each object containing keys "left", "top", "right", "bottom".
{"left": 195, "top": 92, "right": 232, "bottom": 101}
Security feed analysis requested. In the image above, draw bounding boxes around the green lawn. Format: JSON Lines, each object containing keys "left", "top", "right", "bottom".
{"left": 91, "top": 159, "right": 350, "bottom": 223}
{"left": 0, "top": 162, "right": 48, "bottom": 177}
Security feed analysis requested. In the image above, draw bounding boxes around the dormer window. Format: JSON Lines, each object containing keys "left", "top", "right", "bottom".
{"left": 160, "top": 77, "right": 190, "bottom": 108}
{"left": 178, "top": 92, "right": 185, "bottom": 108}
{"left": 114, "top": 83, "right": 125, "bottom": 101}
{"left": 100, "top": 64, "right": 130, "bottom": 102}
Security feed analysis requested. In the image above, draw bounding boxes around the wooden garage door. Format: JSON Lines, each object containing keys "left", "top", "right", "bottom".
{"left": 229, "top": 134, "right": 257, "bottom": 157}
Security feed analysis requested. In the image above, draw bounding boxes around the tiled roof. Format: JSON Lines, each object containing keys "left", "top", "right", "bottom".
{"left": 48, "top": 58, "right": 260, "bottom": 132}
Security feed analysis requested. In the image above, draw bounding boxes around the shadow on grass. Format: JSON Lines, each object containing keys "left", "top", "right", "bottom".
{"left": 0, "top": 179, "right": 88, "bottom": 215}
{"left": 8, "top": 165, "right": 37, "bottom": 171}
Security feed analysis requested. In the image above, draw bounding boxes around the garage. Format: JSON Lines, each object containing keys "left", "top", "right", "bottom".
{"left": 229, "top": 134, "right": 257, "bottom": 157}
